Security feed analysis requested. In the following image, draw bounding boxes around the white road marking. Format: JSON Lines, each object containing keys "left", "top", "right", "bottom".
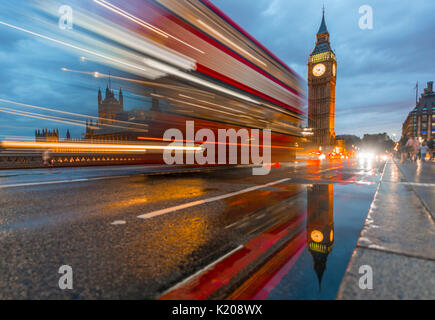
{"left": 224, "top": 221, "right": 240, "bottom": 229}
{"left": 397, "top": 182, "right": 435, "bottom": 187}
{"left": 255, "top": 213, "right": 266, "bottom": 220}
{"left": 111, "top": 220, "right": 127, "bottom": 225}
{"left": 137, "top": 178, "right": 291, "bottom": 219}
{"left": 355, "top": 181, "right": 374, "bottom": 185}
{"left": 316, "top": 166, "right": 341, "bottom": 174}
{"left": 236, "top": 221, "right": 250, "bottom": 229}
{"left": 158, "top": 244, "right": 244, "bottom": 298}
{"left": 0, "top": 175, "right": 129, "bottom": 189}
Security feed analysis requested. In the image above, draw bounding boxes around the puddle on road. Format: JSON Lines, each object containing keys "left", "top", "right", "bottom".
{"left": 263, "top": 182, "right": 377, "bottom": 300}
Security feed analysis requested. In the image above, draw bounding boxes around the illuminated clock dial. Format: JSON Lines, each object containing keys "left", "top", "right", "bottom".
{"left": 311, "top": 230, "right": 324, "bottom": 243}
{"left": 332, "top": 64, "right": 336, "bottom": 76}
{"left": 312, "top": 63, "right": 326, "bottom": 77}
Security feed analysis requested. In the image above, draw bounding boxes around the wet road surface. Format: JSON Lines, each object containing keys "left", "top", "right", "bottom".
{"left": 0, "top": 159, "right": 384, "bottom": 299}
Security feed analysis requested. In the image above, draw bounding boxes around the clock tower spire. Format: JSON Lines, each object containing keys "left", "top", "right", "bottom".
{"left": 308, "top": 8, "right": 336, "bottom": 148}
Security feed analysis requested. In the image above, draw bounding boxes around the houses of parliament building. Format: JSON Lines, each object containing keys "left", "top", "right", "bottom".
{"left": 83, "top": 86, "right": 161, "bottom": 142}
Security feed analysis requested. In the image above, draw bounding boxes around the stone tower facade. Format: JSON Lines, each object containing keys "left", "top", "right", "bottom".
{"left": 98, "top": 86, "right": 124, "bottom": 125}
{"left": 308, "top": 10, "right": 336, "bottom": 148}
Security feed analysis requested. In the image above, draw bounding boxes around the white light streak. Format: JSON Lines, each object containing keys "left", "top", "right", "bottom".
{"left": 178, "top": 94, "right": 247, "bottom": 114}
{"left": 143, "top": 58, "right": 260, "bottom": 105}
{"left": 0, "top": 98, "right": 149, "bottom": 131}
{"left": 94, "top": 0, "right": 205, "bottom": 55}
{"left": 0, "top": 141, "right": 202, "bottom": 152}
{"left": 197, "top": 19, "right": 267, "bottom": 67}
{"left": 0, "top": 20, "right": 165, "bottom": 79}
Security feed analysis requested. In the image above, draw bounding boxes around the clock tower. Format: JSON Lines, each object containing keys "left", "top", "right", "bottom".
{"left": 308, "top": 9, "right": 336, "bottom": 148}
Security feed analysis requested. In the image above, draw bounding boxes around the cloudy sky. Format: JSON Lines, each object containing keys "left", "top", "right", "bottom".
{"left": 0, "top": 0, "right": 434, "bottom": 140}
{"left": 214, "top": 0, "right": 435, "bottom": 138}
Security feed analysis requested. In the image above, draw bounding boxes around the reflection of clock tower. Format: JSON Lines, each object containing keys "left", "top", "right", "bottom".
{"left": 307, "top": 184, "right": 334, "bottom": 289}
{"left": 308, "top": 9, "right": 336, "bottom": 147}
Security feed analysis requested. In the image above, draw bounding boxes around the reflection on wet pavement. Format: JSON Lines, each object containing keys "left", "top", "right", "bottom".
{"left": 264, "top": 183, "right": 378, "bottom": 299}
{"left": 306, "top": 184, "right": 335, "bottom": 290}
{"left": 161, "top": 177, "right": 378, "bottom": 300}
{"left": 0, "top": 160, "right": 383, "bottom": 299}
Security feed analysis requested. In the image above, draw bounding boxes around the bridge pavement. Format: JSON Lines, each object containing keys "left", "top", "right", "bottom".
{"left": 337, "top": 159, "right": 435, "bottom": 299}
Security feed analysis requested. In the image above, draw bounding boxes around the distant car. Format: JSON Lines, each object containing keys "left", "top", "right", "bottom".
{"left": 307, "top": 151, "right": 323, "bottom": 159}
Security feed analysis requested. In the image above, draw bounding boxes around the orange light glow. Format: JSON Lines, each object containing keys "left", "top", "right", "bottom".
{"left": 0, "top": 141, "right": 202, "bottom": 153}
{"left": 310, "top": 230, "right": 323, "bottom": 243}
{"left": 137, "top": 136, "right": 297, "bottom": 150}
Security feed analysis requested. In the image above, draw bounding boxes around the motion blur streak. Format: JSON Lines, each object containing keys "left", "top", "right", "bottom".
{"left": 0, "top": 141, "right": 202, "bottom": 152}
{"left": 178, "top": 94, "right": 248, "bottom": 114}
{"left": 94, "top": 0, "right": 170, "bottom": 38}
{"left": 35, "top": 0, "right": 199, "bottom": 72}
{"left": 137, "top": 136, "right": 297, "bottom": 150}
{"left": 60, "top": 68, "right": 208, "bottom": 96}
{"left": 0, "top": 106, "right": 149, "bottom": 132}
{"left": 143, "top": 58, "right": 261, "bottom": 104}
{"left": 0, "top": 107, "right": 93, "bottom": 128}
{"left": 163, "top": 96, "right": 240, "bottom": 117}
{"left": 0, "top": 0, "right": 306, "bottom": 168}
{"left": 0, "top": 20, "right": 166, "bottom": 80}
{"left": 93, "top": 0, "right": 205, "bottom": 55}
{"left": 196, "top": 19, "right": 266, "bottom": 67}
{"left": 0, "top": 98, "right": 149, "bottom": 130}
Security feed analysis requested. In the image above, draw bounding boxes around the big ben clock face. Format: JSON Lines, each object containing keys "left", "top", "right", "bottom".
{"left": 311, "top": 230, "right": 324, "bottom": 243}
{"left": 312, "top": 63, "right": 326, "bottom": 77}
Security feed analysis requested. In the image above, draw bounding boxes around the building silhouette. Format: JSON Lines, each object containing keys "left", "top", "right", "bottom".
{"left": 402, "top": 81, "right": 434, "bottom": 141}
{"left": 308, "top": 9, "right": 337, "bottom": 148}
{"left": 85, "top": 85, "right": 155, "bottom": 142}
{"left": 35, "top": 129, "right": 59, "bottom": 142}
{"left": 98, "top": 86, "right": 124, "bottom": 125}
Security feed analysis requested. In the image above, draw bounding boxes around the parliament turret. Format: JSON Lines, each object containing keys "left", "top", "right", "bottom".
{"left": 35, "top": 128, "right": 59, "bottom": 142}
{"left": 98, "top": 83, "right": 124, "bottom": 125}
